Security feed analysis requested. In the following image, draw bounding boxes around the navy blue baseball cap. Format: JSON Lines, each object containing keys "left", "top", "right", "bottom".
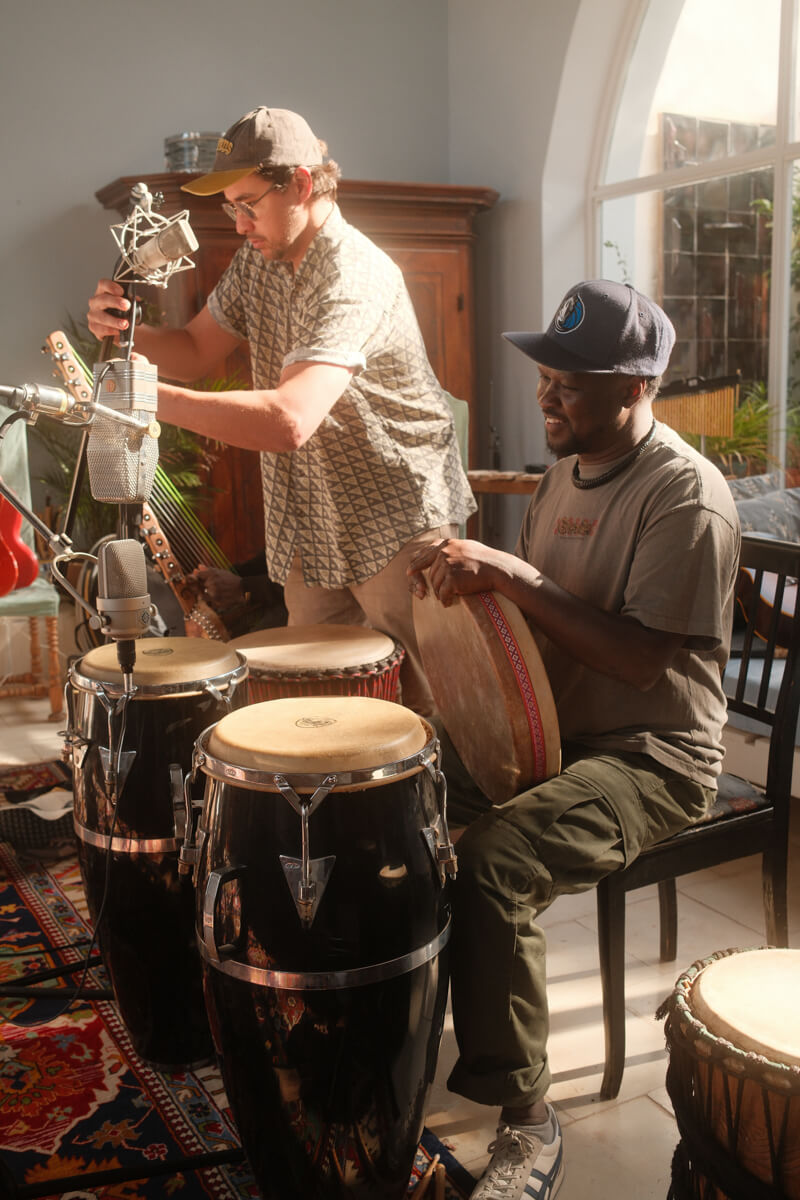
{"left": 503, "top": 280, "right": 675, "bottom": 375}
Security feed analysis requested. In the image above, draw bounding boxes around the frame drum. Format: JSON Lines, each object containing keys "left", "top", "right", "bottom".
{"left": 66, "top": 638, "right": 247, "bottom": 1069}
{"left": 188, "top": 696, "right": 454, "bottom": 1199}
{"left": 662, "top": 948, "right": 800, "bottom": 1199}
{"left": 229, "top": 623, "right": 404, "bottom": 704}
{"left": 413, "top": 587, "right": 560, "bottom": 803}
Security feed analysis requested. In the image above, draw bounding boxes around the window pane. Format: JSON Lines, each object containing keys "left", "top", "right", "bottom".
{"left": 605, "top": 0, "right": 780, "bottom": 185}
{"left": 601, "top": 167, "right": 773, "bottom": 388}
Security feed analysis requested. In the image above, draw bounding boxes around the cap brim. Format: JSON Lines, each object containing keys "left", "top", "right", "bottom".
{"left": 502, "top": 331, "right": 614, "bottom": 374}
{"left": 180, "top": 166, "right": 258, "bottom": 196}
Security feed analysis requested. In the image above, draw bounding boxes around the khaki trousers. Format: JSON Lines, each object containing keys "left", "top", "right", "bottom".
{"left": 446, "top": 744, "right": 713, "bottom": 1109}
{"left": 282, "top": 525, "right": 457, "bottom": 718}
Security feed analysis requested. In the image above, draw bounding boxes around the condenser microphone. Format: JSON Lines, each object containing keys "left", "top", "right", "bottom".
{"left": 95, "top": 539, "right": 153, "bottom": 688}
{"left": 0, "top": 383, "right": 77, "bottom": 418}
{"left": 87, "top": 359, "right": 160, "bottom": 503}
{"left": 128, "top": 217, "right": 198, "bottom": 277}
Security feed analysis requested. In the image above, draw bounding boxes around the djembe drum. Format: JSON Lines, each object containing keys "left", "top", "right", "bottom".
{"left": 662, "top": 947, "right": 800, "bottom": 1199}
{"left": 229, "top": 624, "right": 404, "bottom": 705}
{"left": 182, "top": 695, "right": 455, "bottom": 1199}
{"left": 413, "top": 585, "right": 561, "bottom": 803}
{"left": 66, "top": 638, "right": 247, "bottom": 1068}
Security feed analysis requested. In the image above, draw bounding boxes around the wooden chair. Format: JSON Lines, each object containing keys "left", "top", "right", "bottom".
{"left": 596, "top": 531, "right": 800, "bottom": 1099}
{"left": 0, "top": 407, "right": 64, "bottom": 720}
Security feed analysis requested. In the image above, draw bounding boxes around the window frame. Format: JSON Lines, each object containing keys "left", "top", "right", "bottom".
{"left": 588, "top": 0, "right": 800, "bottom": 468}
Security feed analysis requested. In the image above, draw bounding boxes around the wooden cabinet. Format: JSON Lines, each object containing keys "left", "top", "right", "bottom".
{"left": 96, "top": 174, "right": 497, "bottom": 562}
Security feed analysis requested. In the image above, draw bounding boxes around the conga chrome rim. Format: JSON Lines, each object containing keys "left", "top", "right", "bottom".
{"left": 193, "top": 719, "right": 437, "bottom": 793}
{"left": 69, "top": 653, "right": 248, "bottom": 699}
{"left": 198, "top": 915, "right": 451, "bottom": 991}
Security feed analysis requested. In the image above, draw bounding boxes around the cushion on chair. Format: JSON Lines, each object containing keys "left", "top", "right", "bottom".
{"left": 701, "top": 772, "right": 769, "bottom": 822}
{"left": 734, "top": 488, "right": 800, "bottom": 541}
{"left": 0, "top": 576, "right": 60, "bottom": 618}
{"left": 726, "top": 471, "right": 784, "bottom": 501}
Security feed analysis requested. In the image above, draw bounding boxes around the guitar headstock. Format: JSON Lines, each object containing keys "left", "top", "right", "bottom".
{"left": 42, "top": 331, "right": 93, "bottom": 406}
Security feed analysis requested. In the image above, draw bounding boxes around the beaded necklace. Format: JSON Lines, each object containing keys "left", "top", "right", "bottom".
{"left": 571, "top": 421, "right": 657, "bottom": 491}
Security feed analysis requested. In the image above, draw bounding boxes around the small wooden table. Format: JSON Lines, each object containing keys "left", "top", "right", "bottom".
{"left": 467, "top": 471, "right": 544, "bottom": 541}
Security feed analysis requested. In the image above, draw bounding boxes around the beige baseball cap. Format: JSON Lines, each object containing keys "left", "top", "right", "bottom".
{"left": 181, "top": 107, "right": 323, "bottom": 196}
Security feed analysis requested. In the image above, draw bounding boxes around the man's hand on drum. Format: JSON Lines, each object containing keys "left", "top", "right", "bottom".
{"left": 192, "top": 564, "right": 246, "bottom": 612}
{"left": 407, "top": 539, "right": 518, "bottom": 606}
{"left": 87, "top": 278, "right": 132, "bottom": 342}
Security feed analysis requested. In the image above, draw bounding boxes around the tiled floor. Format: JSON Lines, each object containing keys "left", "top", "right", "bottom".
{"left": 1, "top": 682, "right": 798, "bottom": 1200}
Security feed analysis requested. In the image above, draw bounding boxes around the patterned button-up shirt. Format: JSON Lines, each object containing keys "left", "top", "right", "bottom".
{"left": 207, "top": 204, "right": 475, "bottom": 587}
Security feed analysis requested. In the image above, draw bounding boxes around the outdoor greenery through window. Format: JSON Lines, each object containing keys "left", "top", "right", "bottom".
{"left": 595, "top": 0, "right": 800, "bottom": 481}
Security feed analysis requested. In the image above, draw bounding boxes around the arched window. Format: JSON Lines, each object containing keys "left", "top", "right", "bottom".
{"left": 592, "top": 0, "right": 798, "bottom": 476}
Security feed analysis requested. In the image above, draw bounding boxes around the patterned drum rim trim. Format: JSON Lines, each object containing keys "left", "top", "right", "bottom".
{"left": 199, "top": 916, "right": 451, "bottom": 991}
{"left": 477, "top": 591, "right": 549, "bottom": 781}
{"left": 245, "top": 642, "right": 405, "bottom": 682}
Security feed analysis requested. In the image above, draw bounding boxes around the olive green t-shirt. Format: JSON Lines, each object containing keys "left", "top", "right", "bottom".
{"left": 516, "top": 422, "right": 740, "bottom": 788}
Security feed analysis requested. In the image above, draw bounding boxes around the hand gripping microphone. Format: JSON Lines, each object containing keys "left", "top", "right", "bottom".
{"left": 94, "top": 538, "right": 154, "bottom": 689}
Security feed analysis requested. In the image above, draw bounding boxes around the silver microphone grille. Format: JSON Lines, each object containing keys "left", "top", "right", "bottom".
{"left": 97, "top": 539, "right": 148, "bottom": 599}
{"left": 88, "top": 360, "right": 159, "bottom": 504}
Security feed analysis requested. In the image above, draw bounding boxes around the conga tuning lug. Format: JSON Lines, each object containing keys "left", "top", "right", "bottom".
{"left": 280, "top": 855, "right": 336, "bottom": 927}
{"left": 99, "top": 746, "right": 136, "bottom": 797}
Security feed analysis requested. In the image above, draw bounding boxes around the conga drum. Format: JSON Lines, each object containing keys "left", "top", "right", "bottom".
{"left": 65, "top": 638, "right": 248, "bottom": 1069}
{"left": 229, "top": 624, "right": 404, "bottom": 704}
{"left": 413, "top": 586, "right": 561, "bottom": 803}
{"left": 662, "top": 948, "right": 800, "bottom": 1199}
{"left": 185, "top": 695, "right": 454, "bottom": 1199}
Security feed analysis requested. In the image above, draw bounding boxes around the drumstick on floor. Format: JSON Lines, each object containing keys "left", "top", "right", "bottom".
{"left": 434, "top": 1159, "right": 446, "bottom": 1199}
{"left": 412, "top": 1152, "right": 440, "bottom": 1196}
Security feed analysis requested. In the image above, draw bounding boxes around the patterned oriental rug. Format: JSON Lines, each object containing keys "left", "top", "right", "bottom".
{"left": 0, "top": 842, "right": 475, "bottom": 1199}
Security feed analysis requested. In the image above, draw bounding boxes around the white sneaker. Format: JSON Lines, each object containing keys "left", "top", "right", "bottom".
{"left": 469, "top": 1104, "right": 564, "bottom": 1199}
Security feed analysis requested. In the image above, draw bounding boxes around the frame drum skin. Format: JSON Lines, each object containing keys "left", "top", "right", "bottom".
{"left": 191, "top": 696, "right": 453, "bottom": 1199}
{"left": 66, "top": 638, "right": 247, "bottom": 1069}
{"left": 413, "top": 587, "right": 560, "bottom": 803}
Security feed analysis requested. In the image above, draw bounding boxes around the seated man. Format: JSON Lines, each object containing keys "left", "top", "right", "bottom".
{"left": 408, "top": 279, "right": 740, "bottom": 1200}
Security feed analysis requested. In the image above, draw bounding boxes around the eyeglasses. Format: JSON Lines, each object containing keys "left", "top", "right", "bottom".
{"left": 221, "top": 182, "right": 278, "bottom": 222}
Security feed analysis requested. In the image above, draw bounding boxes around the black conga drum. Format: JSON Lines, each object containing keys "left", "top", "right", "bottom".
{"left": 66, "top": 638, "right": 247, "bottom": 1069}
{"left": 186, "top": 695, "right": 455, "bottom": 1199}
{"left": 662, "top": 948, "right": 800, "bottom": 1199}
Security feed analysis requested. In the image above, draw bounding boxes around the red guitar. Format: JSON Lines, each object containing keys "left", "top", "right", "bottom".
{"left": 0, "top": 514, "right": 18, "bottom": 595}
{"left": 0, "top": 494, "right": 39, "bottom": 594}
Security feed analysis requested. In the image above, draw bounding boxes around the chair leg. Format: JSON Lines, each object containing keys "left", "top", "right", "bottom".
{"left": 763, "top": 845, "right": 789, "bottom": 948}
{"left": 597, "top": 876, "right": 627, "bottom": 1100}
{"left": 44, "top": 615, "right": 64, "bottom": 721}
{"left": 658, "top": 879, "right": 678, "bottom": 962}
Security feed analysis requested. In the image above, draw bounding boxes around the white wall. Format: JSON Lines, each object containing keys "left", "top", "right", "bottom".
{"left": 448, "top": 0, "right": 581, "bottom": 483}
{"left": 1, "top": 0, "right": 643, "bottom": 549}
{"left": 0, "top": 0, "right": 449, "bottom": 384}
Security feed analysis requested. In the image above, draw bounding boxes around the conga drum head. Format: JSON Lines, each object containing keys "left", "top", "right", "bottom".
{"left": 692, "top": 948, "right": 800, "bottom": 1067}
{"left": 413, "top": 587, "right": 560, "bottom": 803}
{"left": 207, "top": 695, "right": 430, "bottom": 783}
{"left": 76, "top": 637, "right": 243, "bottom": 691}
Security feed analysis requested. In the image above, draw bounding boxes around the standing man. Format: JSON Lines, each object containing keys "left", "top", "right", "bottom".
{"left": 88, "top": 106, "right": 475, "bottom": 715}
{"left": 408, "top": 280, "right": 740, "bottom": 1200}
